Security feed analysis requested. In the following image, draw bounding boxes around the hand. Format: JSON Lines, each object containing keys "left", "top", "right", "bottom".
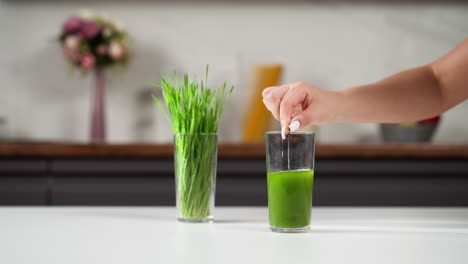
{"left": 262, "top": 40, "right": 468, "bottom": 131}
{"left": 262, "top": 82, "right": 339, "bottom": 139}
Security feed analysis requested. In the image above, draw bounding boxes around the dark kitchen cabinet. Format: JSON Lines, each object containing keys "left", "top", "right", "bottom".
{"left": 1, "top": 143, "right": 468, "bottom": 206}
{"left": 0, "top": 160, "right": 49, "bottom": 205}
{"left": 1, "top": 157, "right": 468, "bottom": 206}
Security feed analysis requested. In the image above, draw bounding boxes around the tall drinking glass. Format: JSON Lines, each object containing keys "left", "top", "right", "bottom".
{"left": 265, "top": 132, "right": 315, "bottom": 233}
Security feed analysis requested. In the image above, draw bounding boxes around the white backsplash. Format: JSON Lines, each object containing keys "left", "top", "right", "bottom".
{"left": 1, "top": 2, "right": 467, "bottom": 143}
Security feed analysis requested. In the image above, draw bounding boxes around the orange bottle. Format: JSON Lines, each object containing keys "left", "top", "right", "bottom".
{"left": 242, "top": 64, "right": 283, "bottom": 142}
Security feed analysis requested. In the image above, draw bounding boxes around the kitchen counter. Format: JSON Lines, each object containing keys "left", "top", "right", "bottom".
{"left": 1, "top": 207, "right": 468, "bottom": 264}
{"left": 1, "top": 142, "right": 468, "bottom": 159}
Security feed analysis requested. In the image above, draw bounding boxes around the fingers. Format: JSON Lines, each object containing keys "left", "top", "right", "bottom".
{"left": 279, "top": 85, "right": 308, "bottom": 138}
{"left": 262, "top": 85, "right": 290, "bottom": 120}
{"left": 289, "top": 106, "right": 314, "bottom": 131}
{"left": 263, "top": 81, "right": 322, "bottom": 139}
{"left": 291, "top": 104, "right": 329, "bottom": 128}
{"left": 263, "top": 82, "right": 311, "bottom": 139}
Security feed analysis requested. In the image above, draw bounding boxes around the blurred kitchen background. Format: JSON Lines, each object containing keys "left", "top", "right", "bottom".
{"left": 1, "top": 0, "right": 468, "bottom": 207}
{"left": 1, "top": 0, "right": 467, "bottom": 144}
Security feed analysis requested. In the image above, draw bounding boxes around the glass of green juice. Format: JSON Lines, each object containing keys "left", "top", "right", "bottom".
{"left": 265, "top": 131, "right": 315, "bottom": 233}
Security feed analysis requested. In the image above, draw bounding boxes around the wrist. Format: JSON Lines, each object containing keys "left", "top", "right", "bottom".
{"left": 326, "top": 90, "right": 349, "bottom": 123}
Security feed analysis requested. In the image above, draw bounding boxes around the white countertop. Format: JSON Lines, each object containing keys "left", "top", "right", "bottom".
{"left": 1, "top": 207, "right": 468, "bottom": 264}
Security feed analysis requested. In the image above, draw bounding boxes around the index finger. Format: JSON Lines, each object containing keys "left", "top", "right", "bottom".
{"left": 262, "top": 85, "right": 290, "bottom": 120}
{"left": 279, "top": 86, "right": 307, "bottom": 135}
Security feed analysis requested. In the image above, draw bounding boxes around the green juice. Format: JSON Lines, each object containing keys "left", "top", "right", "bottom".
{"left": 267, "top": 170, "right": 314, "bottom": 228}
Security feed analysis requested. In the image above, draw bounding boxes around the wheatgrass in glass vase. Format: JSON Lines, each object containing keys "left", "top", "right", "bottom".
{"left": 151, "top": 67, "right": 233, "bottom": 222}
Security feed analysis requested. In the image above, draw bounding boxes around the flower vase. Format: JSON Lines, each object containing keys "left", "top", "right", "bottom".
{"left": 90, "top": 68, "right": 106, "bottom": 142}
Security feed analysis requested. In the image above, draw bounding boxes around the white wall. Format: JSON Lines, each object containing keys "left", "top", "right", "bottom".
{"left": 1, "top": 1, "right": 467, "bottom": 143}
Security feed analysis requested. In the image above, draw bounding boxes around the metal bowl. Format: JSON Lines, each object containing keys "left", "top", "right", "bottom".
{"left": 380, "top": 124, "right": 438, "bottom": 143}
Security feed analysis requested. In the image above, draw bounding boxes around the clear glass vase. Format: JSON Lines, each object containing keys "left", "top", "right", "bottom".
{"left": 174, "top": 133, "right": 217, "bottom": 222}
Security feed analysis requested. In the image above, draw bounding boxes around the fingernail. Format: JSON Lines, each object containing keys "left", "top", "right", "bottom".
{"left": 289, "top": 120, "right": 300, "bottom": 132}
{"left": 281, "top": 127, "right": 286, "bottom": 140}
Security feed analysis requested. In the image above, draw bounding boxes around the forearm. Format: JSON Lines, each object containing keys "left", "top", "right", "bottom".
{"left": 330, "top": 39, "right": 468, "bottom": 124}
{"left": 265, "top": 39, "right": 467, "bottom": 128}
{"left": 333, "top": 65, "right": 445, "bottom": 123}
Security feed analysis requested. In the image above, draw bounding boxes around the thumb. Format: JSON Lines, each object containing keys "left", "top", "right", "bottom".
{"left": 288, "top": 108, "right": 315, "bottom": 132}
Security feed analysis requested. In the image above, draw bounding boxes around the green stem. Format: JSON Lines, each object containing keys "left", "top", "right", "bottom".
{"left": 176, "top": 134, "right": 217, "bottom": 218}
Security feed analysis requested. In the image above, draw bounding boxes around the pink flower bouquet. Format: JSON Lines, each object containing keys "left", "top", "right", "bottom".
{"left": 58, "top": 11, "right": 130, "bottom": 72}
